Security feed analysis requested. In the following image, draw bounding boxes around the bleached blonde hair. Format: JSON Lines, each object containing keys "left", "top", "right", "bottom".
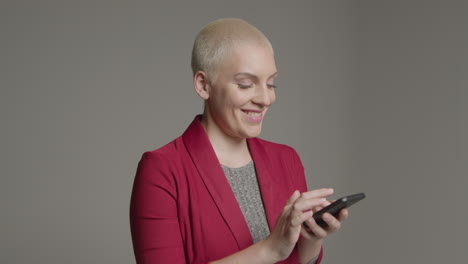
{"left": 191, "top": 18, "right": 273, "bottom": 81}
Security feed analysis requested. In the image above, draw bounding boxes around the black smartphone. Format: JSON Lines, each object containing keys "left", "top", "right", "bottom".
{"left": 304, "top": 193, "right": 366, "bottom": 230}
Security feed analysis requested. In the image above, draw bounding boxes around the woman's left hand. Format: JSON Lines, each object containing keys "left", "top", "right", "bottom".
{"left": 301, "top": 203, "right": 349, "bottom": 240}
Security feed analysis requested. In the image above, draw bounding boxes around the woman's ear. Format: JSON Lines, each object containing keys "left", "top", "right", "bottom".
{"left": 193, "top": 71, "right": 211, "bottom": 100}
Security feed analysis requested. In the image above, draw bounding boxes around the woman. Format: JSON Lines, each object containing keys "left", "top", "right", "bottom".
{"left": 130, "top": 18, "right": 348, "bottom": 264}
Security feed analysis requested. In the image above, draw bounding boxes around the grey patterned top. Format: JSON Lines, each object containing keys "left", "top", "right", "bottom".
{"left": 221, "top": 161, "right": 270, "bottom": 243}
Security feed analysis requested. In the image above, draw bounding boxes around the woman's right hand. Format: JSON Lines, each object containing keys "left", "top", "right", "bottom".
{"left": 263, "top": 188, "right": 334, "bottom": 262}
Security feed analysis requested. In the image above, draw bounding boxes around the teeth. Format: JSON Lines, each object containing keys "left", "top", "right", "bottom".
{"left": 244, "top": 111, "right": 261, "bottom": 117}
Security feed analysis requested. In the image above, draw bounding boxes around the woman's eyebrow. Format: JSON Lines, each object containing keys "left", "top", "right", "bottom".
{"left": 233, "top": 71, "right": 278, "bottom": 79}
{"left": 233, "top": 72, "right": 258, "bottom": 80}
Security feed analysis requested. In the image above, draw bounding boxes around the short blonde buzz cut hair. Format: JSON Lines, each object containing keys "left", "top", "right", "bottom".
{"left": 191, "top": 18, "right": 273, "bottom": 81}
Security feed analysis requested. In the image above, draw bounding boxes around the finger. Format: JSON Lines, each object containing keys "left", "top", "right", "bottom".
{"left": 300, "top": 223, "right": 317, "bottom": 240}
{"left": 311, "top": 201, "right": 331, "bottom": 213}
{"left": 300, "top": 188, "right": 334, "bottom": 200}
{"left": 292, "top": 197, "right": 329, "bottom": 212}
{"left": 338, "top": 208, "right": 349, "bottom": 222}
{"left": 302, "top": 222, "right": 312, "bottom": 233}
{"left": 322, "top": 213, "right": 341, "bottom": 233}
{"left": 318, "top": 199, "right": 331, "bottom": 208}
{"left": 291, "top": 210, "right": 313, "bottom": 227}
{"left": 312, "top": 206, "right": 323, "bottom": 213}
{"left": 281, "top": 190, "right": 300, "bottom": 215}
{"left": 285, "top": 190, "right": 301, "bottom": 207}
{"left": 304, "top": 217, "right": 328, "bottom": 239}
{"left": 313, "top": 199, "right": 330, "bottom": 211}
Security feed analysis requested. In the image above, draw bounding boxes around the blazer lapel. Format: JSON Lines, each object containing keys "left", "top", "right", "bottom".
{"left": 247, "top": 138, "right": 279, "bottom": 231}
{"left": 182, "top": 116, "right": 253, "bottom": 249}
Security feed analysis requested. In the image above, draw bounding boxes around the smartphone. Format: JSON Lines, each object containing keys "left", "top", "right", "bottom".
{"left": 304, "top": 193, "right": 366, "bottom": 230}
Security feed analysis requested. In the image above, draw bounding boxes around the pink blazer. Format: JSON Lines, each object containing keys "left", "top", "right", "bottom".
{"left": 130, "top": 116, "right": 323, "bottom": 263}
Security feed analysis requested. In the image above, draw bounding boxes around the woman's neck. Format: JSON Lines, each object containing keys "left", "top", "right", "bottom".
{"left": 200, "top": 115, "right": 252, "bottom": 168}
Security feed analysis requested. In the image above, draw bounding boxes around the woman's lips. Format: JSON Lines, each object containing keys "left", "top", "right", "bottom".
{"left": 241, "top": 109, "right": 263, "bottom": 123}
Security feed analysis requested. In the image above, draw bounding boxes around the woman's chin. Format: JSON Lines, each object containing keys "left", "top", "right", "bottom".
{"left": 241, "top": 126, "right": 262, "bottom": 138}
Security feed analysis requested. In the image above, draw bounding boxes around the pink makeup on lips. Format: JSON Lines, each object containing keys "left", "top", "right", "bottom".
{"left": 241, "top": 109, "right": 263, "bottom": 123}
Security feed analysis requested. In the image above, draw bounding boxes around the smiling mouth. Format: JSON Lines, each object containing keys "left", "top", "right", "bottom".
{"left": 242, "top": 110, "right": 262, "bottom": 117}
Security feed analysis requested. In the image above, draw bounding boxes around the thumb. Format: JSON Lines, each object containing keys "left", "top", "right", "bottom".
{"left": 285, "top": 190, "right": 300, "bottom": 206}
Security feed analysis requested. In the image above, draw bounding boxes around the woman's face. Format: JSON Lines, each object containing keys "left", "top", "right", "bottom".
{"left": 205, "top": 43, "right": 277, "bottom": 139}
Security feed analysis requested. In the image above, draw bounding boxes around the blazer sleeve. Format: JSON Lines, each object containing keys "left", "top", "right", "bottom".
{"left": 130, "top": 152, "right": 189, "bottom": 264}
{"left": 291, "top": 148, "right": 324, "bottom": 264}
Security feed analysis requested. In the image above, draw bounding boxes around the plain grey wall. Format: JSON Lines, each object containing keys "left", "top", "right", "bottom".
{"left": 2, "top": 1, "right": 466, "bottom": 263}
{"left": 345, "top": 1, "right": 467, "bottom": 263}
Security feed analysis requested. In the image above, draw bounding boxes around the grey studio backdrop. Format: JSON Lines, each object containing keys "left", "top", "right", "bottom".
{"left": 2, "top": 1, "right": 467, "bottom": 263}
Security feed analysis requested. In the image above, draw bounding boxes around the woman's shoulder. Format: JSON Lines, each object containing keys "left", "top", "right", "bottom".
{"left": 134, "top": 136, "right": 189, "bottom": 187}
{"left": 139, "top": 136, "right": 186, "bottom": 165}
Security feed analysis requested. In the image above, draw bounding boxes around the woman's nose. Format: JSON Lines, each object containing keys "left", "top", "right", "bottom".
{"left": 253, "top": 84, "right": 274, "bottom": 106}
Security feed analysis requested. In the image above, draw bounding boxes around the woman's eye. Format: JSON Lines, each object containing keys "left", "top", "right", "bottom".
{"left": 238, "top": 83, "right": 254, "bottom": 89}
{"left": 267, "top": 83, "right": 277, "bottom": 89}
